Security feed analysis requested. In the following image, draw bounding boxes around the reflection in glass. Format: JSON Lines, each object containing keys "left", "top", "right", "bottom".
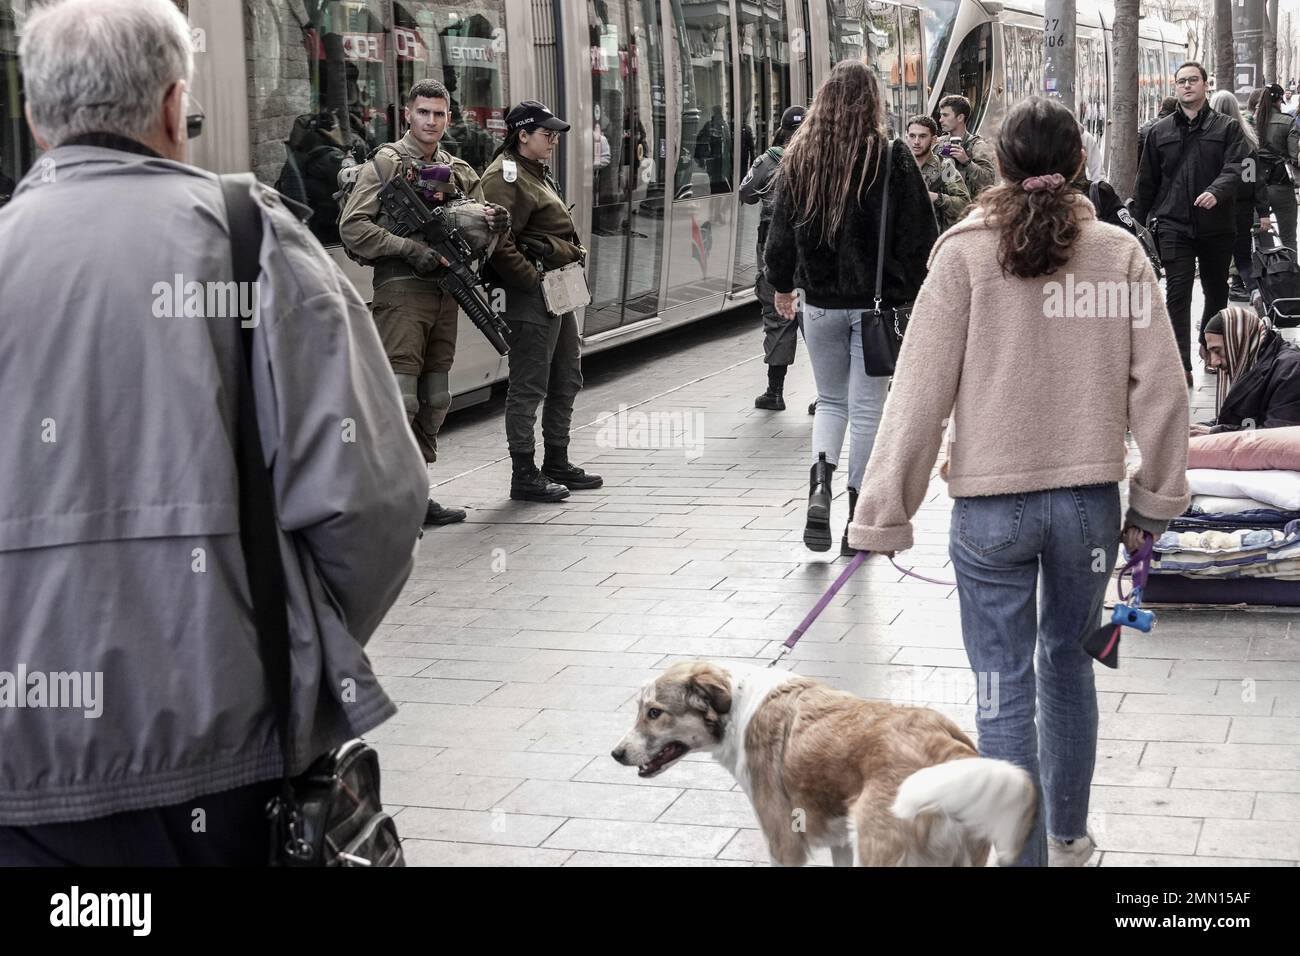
{"left": 901, "top": 7, "right": 923, "bottom": 120}
{"left": 920, "top": 0, "right": 959, "bottom": 91}
{"left": 826, "top": 0, "right": 864, "bottom": 70}
{"left": 862, "top": 2, "right": 901, "bottom": 135}
{"left": 244, "top": 0, "right": 511, "bottom": 246}
{"left": 672, "top": 0, "right": 733, "bottom": 199}
{"left": 587, "top": 0, "right": 666, "bottom": 333}
{"left": 393, "top": 2, "right": 510, "bottom": 175}
{"left": 940, "top": 22, "right": 991, "bottom": 129}
{"left": 732, "top": 0, "right": 791, "bottom": 292}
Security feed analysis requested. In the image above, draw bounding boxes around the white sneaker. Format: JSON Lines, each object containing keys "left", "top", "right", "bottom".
{"left": 1048, "top": 833, "right": 1096, "bottom": 867}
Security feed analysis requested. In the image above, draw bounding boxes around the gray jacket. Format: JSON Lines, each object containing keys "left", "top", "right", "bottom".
{"left": 0, "top": 145, "right": 428, "bottom": 824}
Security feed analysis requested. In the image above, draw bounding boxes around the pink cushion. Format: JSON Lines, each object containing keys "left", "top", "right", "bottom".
{"left": 1188, "top": 426, "right": 1300, "bottom": 471}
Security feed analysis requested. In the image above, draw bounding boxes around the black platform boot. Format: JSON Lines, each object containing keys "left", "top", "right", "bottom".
{"left": 840, "top": 487, "right": 859, "bottom": 557}
{"left": 804, "top": 452, "right": 835, "bottom": 552}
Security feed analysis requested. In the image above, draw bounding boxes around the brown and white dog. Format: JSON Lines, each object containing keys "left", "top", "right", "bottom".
{"left": 612, "top": 661, "right": 1036, "bottom": 866}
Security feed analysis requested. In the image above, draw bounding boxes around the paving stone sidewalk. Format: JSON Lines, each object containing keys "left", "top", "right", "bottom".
{"left": 366, "top": 305, "right": 1300, "bottom": 867}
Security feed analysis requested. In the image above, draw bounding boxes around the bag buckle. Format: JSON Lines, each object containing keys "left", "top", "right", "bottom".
{"left": 267, "top": 795, "right": 315, "bottom": 862}
{"left": 284, "top": 808, "right": 314, "bottom": 861}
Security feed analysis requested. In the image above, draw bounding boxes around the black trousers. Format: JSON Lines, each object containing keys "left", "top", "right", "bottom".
{"left": 0, "top": 780, "right": 279, "bottom": 866}
{"left": 503, "top": 287, "right": 583, "bottom": 455}
{"left": 1158, "top": 230, "right": 1234, "bottom": 370}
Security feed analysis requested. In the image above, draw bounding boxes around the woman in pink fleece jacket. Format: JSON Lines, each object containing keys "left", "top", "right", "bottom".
{"left": 847, "top": 98, "right": 1190, "bottom": 866}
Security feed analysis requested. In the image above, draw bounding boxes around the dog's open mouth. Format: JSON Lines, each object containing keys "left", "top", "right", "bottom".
{"left": 639, "top": 742, "right": 689, "bottom": 777}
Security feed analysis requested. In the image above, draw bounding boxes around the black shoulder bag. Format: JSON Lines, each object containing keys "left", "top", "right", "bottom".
{"left": 219, "top": 174, "right": 404, "bottom": 868}
{"left": 860, "top": 142, "right": 911, "bottom": 377}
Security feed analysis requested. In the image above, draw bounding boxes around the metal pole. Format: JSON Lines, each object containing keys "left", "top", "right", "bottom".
{"left": 1044, "top": 1, "right": 1077, "bottom": 114}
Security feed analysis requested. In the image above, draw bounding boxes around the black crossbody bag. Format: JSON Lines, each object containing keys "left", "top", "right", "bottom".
{"left": 860, "top": 143, "right": 911, "bottom": 377}
{"left": 219, "top": 174, "right": 404, "bottom": 867}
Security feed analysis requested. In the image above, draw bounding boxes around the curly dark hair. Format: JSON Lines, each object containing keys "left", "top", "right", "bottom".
{"left": 980, "top": 97, "right": 1087, "bottom": 278}
{"left": 780, "top": 59, "right": 886, "bottom": 247}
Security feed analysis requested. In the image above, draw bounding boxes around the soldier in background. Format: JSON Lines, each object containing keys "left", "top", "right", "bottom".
{"left": 340, "top": 78, "right": 507, "bottom": 525}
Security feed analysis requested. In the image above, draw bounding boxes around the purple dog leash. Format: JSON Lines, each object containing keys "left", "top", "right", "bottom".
{"left": 770, "top": 552, "right": 957, "bottom": 668}
{"left": 770, "top": 551, "right": 869, "bottom": 667}
{"left": 888, "top": 555, "right": 956, "bottom": 588}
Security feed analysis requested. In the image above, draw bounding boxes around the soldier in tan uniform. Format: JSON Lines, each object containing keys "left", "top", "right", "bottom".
{"left": 340, "top": 79, "right": 505, "bottom": 525}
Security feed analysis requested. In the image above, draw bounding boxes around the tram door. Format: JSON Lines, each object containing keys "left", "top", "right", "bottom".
{"left": 731, "top": 0, "right": 793, "bottom": 294}
{"left": 585, "top": 0, "right": 668, "bottom": 335}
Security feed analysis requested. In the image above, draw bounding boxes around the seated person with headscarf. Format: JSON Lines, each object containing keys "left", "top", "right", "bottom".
{"left": 1192, "top": 306, "right": 1300, "bottom": 435}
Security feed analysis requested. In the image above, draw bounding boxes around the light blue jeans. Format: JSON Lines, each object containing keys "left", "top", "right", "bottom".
{"left": 800, "top": 305, "right": 889, "bottom": 489}
{"left": 948, "top": 484, "right": 1121, "bottom": 867}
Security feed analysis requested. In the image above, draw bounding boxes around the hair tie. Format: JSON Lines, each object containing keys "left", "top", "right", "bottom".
{"left": 1022, "top": 173, "right": 1066, "bottom": 192}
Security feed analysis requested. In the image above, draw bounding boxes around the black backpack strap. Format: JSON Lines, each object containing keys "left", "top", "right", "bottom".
{"left": 218, "top": 174, "right": 295, "bottom": 782}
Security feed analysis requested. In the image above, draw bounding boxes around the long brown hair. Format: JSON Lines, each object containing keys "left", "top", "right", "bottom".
{"left": 1253, "top": 85, "right": 1281, "bottom": 140}
{"left": 979, "top": 96, "right": 1086, "bottom": 278}
{"left": 780, "top": 59, "right": 886, "bottom": 247}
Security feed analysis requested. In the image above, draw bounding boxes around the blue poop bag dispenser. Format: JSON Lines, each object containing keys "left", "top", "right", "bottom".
{"left": 1081, "top": 532, "right": 1156, "bottom": 669}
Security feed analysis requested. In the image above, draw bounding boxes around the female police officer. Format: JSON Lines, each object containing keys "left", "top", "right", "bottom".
{"left": 482, "top": 100, "right": 602, "bottom": 502}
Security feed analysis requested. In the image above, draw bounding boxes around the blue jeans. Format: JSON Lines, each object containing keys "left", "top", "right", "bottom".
{"left": 948, "top": 484, "right": 1121, "bottom": 867}
{"left": 801, "top": 305, "right": 889, "bottom": 489}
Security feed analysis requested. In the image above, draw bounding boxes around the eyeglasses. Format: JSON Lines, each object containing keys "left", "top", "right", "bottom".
{"left": 186, "top": 94, "right": 205, "bottom": 139}
{"left": 1174, "top": 77, "right": 1202, "bottom": 86}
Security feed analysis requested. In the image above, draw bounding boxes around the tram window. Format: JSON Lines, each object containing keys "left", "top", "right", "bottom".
{"left": 244, "top": 0, "right": 391, "bottom": 246}
{"left": 0, "top": 2, "right": 39, "bottom": 209}
{"left": 901, "top": 6, "right": 923, "bottom": 120}
{"left": 671, "top": 0, "right": 734, "bottom": 198}
{"left": 739, "top": 0, "right": 791, "bottom": 161}
{"left": 1017, "top": 27, "right": 1038, "bottom": 100}
{"left": 732, "top": 0, "right": 790, "bottom": 293}
{"left": 392, "top": 2, "right": 510, "bottom": 175}
{"left": 920, "top": 0, "right": 958, "bottom": 91}
{"left": 826, "top": 0, "right": 863, "bottom": 70}
{"left": 941, "top": 22, "right": 991, "bottom": 130}
{"left": 244, "top": 0, "right": 510, "bottom": 247}
{"left": 1002, "top": 24, "right": 1018, "bottom": 103}
{"left": 1079, "top": 35, "right": 1103, "bottom": 139}
{"left": 863, "top": 3, "right": 901, "bottom": 135}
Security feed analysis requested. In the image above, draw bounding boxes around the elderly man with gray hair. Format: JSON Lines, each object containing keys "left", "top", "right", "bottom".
{"left": 0, "top": 0, "right": 427, "bottom": 864}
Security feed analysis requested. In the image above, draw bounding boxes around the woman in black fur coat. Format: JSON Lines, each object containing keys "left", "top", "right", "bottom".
{"left": 765, "top": 60, "right": 938, "bottom": 554}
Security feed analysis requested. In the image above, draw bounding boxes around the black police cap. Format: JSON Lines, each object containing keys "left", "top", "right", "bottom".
{"left": 507, "top": 100, "right": 570, "bottom": 134}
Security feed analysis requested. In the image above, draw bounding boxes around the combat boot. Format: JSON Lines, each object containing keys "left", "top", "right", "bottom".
{"left": 424, "top": 499, "right": 466, "bottom": 525}
{"left": 541, "top": 445, "right": 603, "bottom": 490}
{"left": 511, "top": 453, "right": 570, "bottom": 503}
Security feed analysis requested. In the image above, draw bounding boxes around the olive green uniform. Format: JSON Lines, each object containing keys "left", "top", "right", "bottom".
{"left": 339, "top": 130, "right": 482, "bottom": 462}
{"left": 917, "top": 150, "right": 971, "bottom": 232}
{"left": 479, "top": 149, "right": 587, "bottom": 455}
{"left": 953, "top": 131, "right": 996, "bottom": 198}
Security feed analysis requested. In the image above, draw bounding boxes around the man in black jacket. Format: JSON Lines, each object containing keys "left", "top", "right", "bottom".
{"left": 1134, "top": 62, "right": 1250, "bottom": 383}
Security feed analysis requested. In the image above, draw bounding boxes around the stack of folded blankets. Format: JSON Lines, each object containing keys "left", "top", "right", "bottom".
{"left": 1144, "top": 426, "right": 1300, "bottom": 605}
